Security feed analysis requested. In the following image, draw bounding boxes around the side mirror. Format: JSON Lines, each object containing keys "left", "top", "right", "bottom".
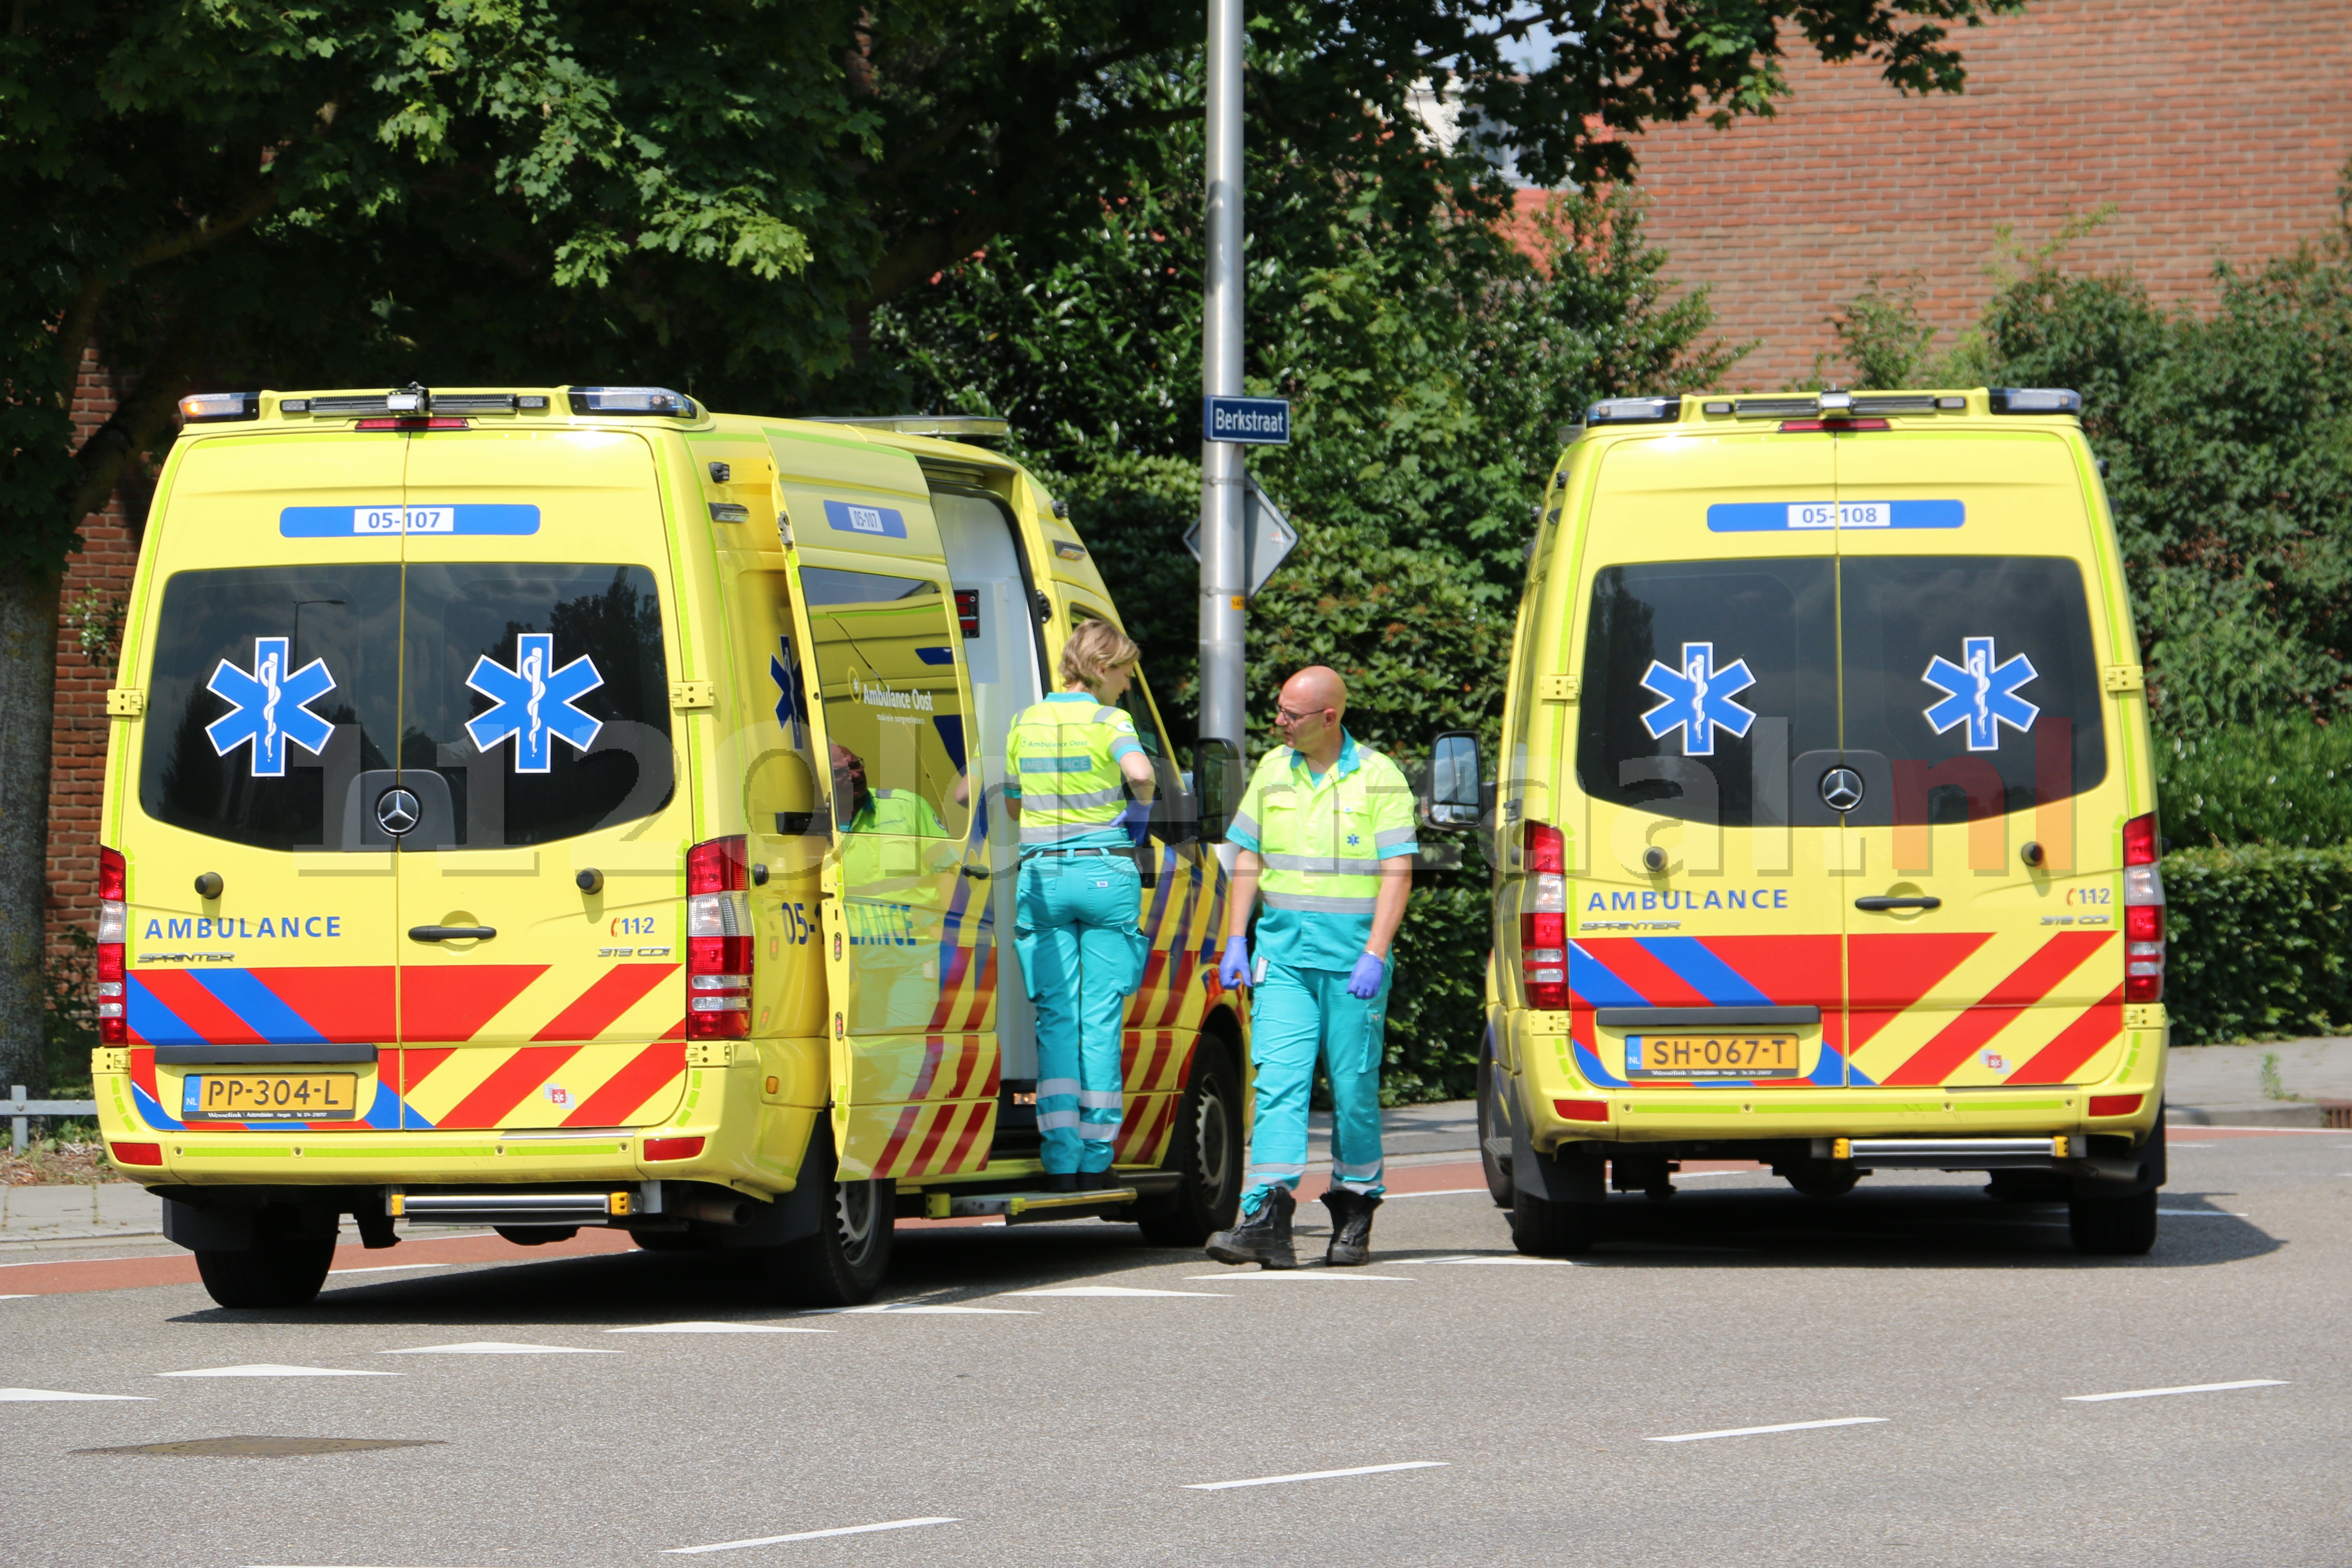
{"left": 1194, "top": 737, "right": 1243, "bottom": 843}
{"left": 1423, "top": 730, "right": 1483, "bottom": 829}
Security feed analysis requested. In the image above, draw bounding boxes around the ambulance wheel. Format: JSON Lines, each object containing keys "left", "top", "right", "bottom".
{"left": 1781, "top": 1162, "right": 1859, "bottom": 1199}
{"left": 495, "top": 1225, "right": 577, "bottom": 1246}
{"left": 2069, "top": 1187, "right": 2159, "bottom": 1256}
{"left": 1476, "top": 1033, "right": 1513, "bottom": 1208}
{"left": 193, "top": 1238, "right": 335, "bottom": 1309}
{"left": 631, "top": 1230, "right": 720, "bottom": 1253}
{"left": 1138, "top": 1042, "right": 1243, "bottom": 1246}
{"left": 768, "top": 1176, "right": 896, "bottom": 1306}
{"left": 1508, "top": 1187, "right": 1595, "bottom": 1257}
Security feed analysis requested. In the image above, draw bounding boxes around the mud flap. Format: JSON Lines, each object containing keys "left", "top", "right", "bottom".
{"left": 159, "top": 1189, "right": 340, "bottom": 1253}
{"left": 717, "top": 1118, "right": 838, "bottom": 1250}
{"left": 1509, "top": 1099, "right": 1605, "bottom": 1205}
{"left": 2072, "top": 1112, "right": 2165, "bottom": 1199}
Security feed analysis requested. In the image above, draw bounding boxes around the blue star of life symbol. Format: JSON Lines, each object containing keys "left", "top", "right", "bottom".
{"left": 1346, "top": 833, "right": 1361, "bottom": 847}
{"left": 1921, "top": 634, "right": 2040, "bottom": 752}
{"left": 466, "top": 632, "right": 603, "bottom": 773}
{"left": 770, "top": 636, "right": 810, "bottom": 747}
{"left": 1638, "top": 642, "right": 1757, "bottom": 757}
{"left": 205, "top": 636, "right": 335, "bottom": 778}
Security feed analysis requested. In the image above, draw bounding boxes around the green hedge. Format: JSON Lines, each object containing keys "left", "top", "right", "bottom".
{"left": 2164, "top": 844, "right": 2352, "bottom": 1044}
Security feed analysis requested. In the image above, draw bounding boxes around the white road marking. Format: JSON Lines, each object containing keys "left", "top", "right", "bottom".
{"left": 159, "top": 1364, "right": 399, "bottom": 1378}
{"left": 2064, "top": 1379, "right": 2287, "bottom": 1403}
{"left": 1185, "top": 1271, "right": 1413, "bottom": 1281}
{"left": 330, "top": 1263, "right": 452, "bottom": 1275}
{"left": 0, "top": 1293, "right": 31, "bottom": 1299}
{"left": 663, "top": 1517, "right": 960, "bottom": 1553}
{"left": 1185, "top": 1461, "right": 1448, "bottom": 1490}
{"left": 1649, "top": 1417, "right": 1888, "bottom": 1443}
{"left": 1383, "top": 1188, "right": 1488, "bottom": 1198}
{"left": 606, "top": 1322, "right": 833, "bottom": 1334}
{"left": 1005, "top": 1286, "right": 1225, "bottom": 1298}
{"left": 0, "top": 1387, "right": 150, "bottom": 1401}
{"left": 2156, "top": 1210, "right": 2248, "bottom": 1217}
{"left": 1408, "top": 1256, "right": 1576, "bottom": 1267}
{"left": 833, "top": 1305, "right": 1037, "bottom": 1315}
{"left": 381, "top": 1341, "right": 616, "bottom": 1355}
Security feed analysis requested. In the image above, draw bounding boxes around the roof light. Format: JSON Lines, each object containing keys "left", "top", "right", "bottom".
{"left": 1779, "top": 419, "right": 1890, "bottom": 433}
{"left": 1701, "top": 400, "right": 1734, "bottom": 415}
{"left": 1936, "top": 395, "right": 1968, "bottom": 410}
{"left": 1990, "top": 388, "right": 2083, "bottom": 415}
{"left": 569, "top": 386, "right": 697, "bottom": 417}
{"left": 1818, "top": 391, "right": 1854, "bottom": 412}
{"left": 179, "top": 392, "right": 259, "bottom": 423}
{"left": 1585, "top": 397, "right": 1679, "bottom": 426}
{"left": 385, "top": 385, "right": 429, "bottom": 413}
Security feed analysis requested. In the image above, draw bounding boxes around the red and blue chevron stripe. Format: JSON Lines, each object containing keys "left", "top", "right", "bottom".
{"left": 1568, "top": 936, "right": 1852, "bottom": 1088}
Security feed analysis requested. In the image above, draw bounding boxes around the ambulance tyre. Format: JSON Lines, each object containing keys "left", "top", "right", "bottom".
{"left": 1782, "top": 1162, "right": 1859, "bottom": 1199}
{"left": 2068, "top": 1188, "right": 2159, "bottom": 1256}
{"left": 193, "top": 1238, "right": 335, "bottom": 1309}
{"left": 1509, "top": 1187, "right": 1595, "bottom": 1257}
{"left": 1476, "top": 1031, "right": 1513, "bottom": 1208}
{"left": 768, "top": 1176, "right": 896, "bottom": 1306}
{"left": 1137, "top": 1041, "right": 1243, "bottom": 1247}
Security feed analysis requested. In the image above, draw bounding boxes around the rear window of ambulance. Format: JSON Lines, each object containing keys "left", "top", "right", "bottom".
{"left": 141, "top": 564, "right": 671, "bottom": 851}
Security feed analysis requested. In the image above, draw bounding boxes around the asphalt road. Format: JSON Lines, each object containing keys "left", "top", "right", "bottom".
{"left": 3, "top": 1128, "right": 2345, "bottom": 1568}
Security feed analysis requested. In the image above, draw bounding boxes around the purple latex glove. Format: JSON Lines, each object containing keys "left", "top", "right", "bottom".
{"left": 1345, "top": 951, "right": 1388, "bottom": 1000}
{"left": 1119, "top": 800, "right": 1153, "bottom": 847}
{"left": 1218, "top": 935, "right": 1252, "bottom": 991}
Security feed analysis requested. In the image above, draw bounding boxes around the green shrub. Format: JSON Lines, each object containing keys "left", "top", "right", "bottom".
{"left": 2159, "top": 721, "right": 2352, "bottom": 848}
{"left": 2163, "top": 843, "right": 2352, "bottom": 1044}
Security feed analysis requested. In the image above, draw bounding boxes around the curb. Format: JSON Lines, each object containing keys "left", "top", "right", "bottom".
{"left": 2166, "top": 1102, "right": 2340, "bottom": 1129}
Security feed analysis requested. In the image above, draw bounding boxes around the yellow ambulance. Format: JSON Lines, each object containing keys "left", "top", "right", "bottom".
{"left": 93, "top": 385, "right": 1246, "bottom": 1308}
{"left": 1427, "top": 388, "right": 2168, "bottom": 1258}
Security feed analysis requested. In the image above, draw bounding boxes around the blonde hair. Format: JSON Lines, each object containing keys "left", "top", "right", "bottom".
{"left": 1060, "top": 617, "right": 1141, "bottom": 687}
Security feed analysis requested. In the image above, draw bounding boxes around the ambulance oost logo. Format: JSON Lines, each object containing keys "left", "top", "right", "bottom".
{"left": 1921, "top": 634, "right": 2039, "bottom": 752}
{"left": 1638, "top": 641, "right": 1757, "bottom": 758}
{"left": 205, "top": 636, "right": 336, "bottom": 778}
{"left": 465, "top": 632, "right": 604, "bottom": 772}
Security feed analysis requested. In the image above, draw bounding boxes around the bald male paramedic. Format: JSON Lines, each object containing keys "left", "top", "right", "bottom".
{"left": 1206, "top": 665, "right": 1415, "bottom": 1269}
{"left": 1004, "top": 620, "right": 1156, "bottom": 1191}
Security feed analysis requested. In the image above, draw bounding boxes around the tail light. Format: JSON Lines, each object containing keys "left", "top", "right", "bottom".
{"left": 1521, "top": 822, "right": 1567, "bottom": 1010}
{"left": 97, "top": 847, "right": 126, "bottom": 1044}
{"left": 2088, "top": 1093, "right": 2144, "bottom": 1118}
{"left": 2121, "top": 812, "right": 2164, "bottom": 1003}
{"left": 1554, "top": 1098, "right": 1608, "bottom": 1123}
{"left": 108, "top": 1141, "right": 162, "bottom": 1167}
{"left": 686, "top": 836, "right": 751, "bottom": 1039}
{"left": 643, "top": 1135, "right": 706, "bottom": 1162}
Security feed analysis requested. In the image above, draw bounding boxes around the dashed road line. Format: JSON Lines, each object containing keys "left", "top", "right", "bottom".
{"left": 382, "top": 1341, "right": 616, "bottom": 1355}
{"left": 1183, "top": 1272, "right": 1414, "bottom": 1282}
{"left": 1005, "top": 1286, "right": 1225, "bottom": 1298}
{"left": 1185, "top": 1461, "right": 1448, "bottom": 1491}
{"left": 0, "top": 1387, "right": 150, "bottom": 1401}
{"left": 1649, "top": 1417, "right": 1888, "bottom": 1442}
{"left": 2064, "top": 1379, "right": 2286, "bottom": 1403}
{"left": 606, "top": 1322, "right": 832, "bottom": 1334}
{"left": 664, "top": 1517, "right": 960, "bottom": 1553}
{"left": 159, "top": 1364, "right": 398, "bottom": 1378}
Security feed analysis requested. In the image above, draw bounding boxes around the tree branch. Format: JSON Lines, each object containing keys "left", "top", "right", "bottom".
{"left": 64, "top": 308, "right": 212, "bottom": 543}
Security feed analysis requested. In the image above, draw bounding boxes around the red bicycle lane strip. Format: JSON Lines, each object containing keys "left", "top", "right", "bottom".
{"left": 0, "top": 1225, "right": 641, "bottom": 1297}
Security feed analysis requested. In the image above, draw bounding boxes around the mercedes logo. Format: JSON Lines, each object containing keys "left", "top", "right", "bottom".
{"left": 1819, "top": 766, "right": 1865, "bottom": 814}
{"left": 375, "top": 787, "right": 422, "bottom": 837}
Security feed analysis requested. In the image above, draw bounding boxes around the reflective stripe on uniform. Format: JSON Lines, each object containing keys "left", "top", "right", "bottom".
{"left": 1263, "top": 890, "right": 1378, "bottom": 915}
{"left": 1077, "top": 1088, "right": 1124, "bottom": 1110}
{"left": 1262, "top": 851, "right": 1386, "bottom": 876}
{"left": 1039, "top": 1078, "right": 1081, "bottom": 1098}
{"left": 1007, "top": 695, "right": 1143, "bottom": 848}
{"left": 1022, "top": 785, "right": 1126, "bottom": 811}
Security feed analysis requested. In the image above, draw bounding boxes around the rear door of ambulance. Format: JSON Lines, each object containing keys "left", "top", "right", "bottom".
{"left": 1832, "top": 430, "right": 2133, "bottom": 1092}
{"left": 120, "top": 433, "right": 404, "bottom": 1132}
{"left": 392, "top": 427, "right": 696, "bottom": 1133}
{"left": 1566, "top": 432, "right": 1851, "bottom": 1099}
{"left": 777, "top": 450, "right": 995, "bottom": 1183}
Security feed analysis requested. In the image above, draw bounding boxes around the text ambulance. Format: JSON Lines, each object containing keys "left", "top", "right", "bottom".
{"left": 1427, "top": 389, "right": 2168, "bottom": 1257}
{"left": 95, "top": 386, "right": 1245, "bottom": 1308}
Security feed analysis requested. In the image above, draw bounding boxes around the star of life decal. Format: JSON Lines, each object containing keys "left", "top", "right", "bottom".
{"left": 465, "top": 632, "right": 604, "bottom": 772}
{"left": 205, "top": 636, "right": 336, "bottom": 777}
{"left": 1638, "top": 641, "right": 1758, "bottom": 757}
{"left": 770, "top": 635, "right": 811, "bottom": 747}
{"left": 1921, "top": 634, "right": 2040, "bottom": 751}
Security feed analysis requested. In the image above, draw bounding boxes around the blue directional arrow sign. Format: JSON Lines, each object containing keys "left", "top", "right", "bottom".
{"left": 1639, "top": 642, "right": 1758, "bottom": 758}
{"left": 1204, "top": 395, "right": 1291, "bottom": 446}
{"left": 205, "top": 636, "right": 336, "bottom": 777}
{"left": 466, "top": 633, "right": 604, "bottom": 772}
{"left": 1922, "top": 635, "right": 2039, "bottom": 751}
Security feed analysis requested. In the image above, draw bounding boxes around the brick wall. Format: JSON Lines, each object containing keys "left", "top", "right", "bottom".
{"left": 49, "top": 350, "right": 145, "bottom": 959}
{"left": 1601, "top": 0, "right": 2352, "bottom": 391}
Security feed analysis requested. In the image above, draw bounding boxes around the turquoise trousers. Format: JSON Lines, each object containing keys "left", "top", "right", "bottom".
{"left": 1240, "top": 956, "right": 1390, "bottom": 1215}
{"left": 1014, "top": 852, "right": 1146, "bottom": 1174}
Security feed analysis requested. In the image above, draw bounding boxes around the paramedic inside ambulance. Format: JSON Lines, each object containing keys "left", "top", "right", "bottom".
{"left": 1002, "top": 620, "right": 1156, "bottom": 1191}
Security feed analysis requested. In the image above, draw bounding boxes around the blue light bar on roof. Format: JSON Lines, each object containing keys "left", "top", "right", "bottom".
{"left": 568, "top": 386, "right": 697, "bottom": 417}
{"left": 1585, "top": 396, "right": 1680, "bottom": 426}
{"left": 1989, "top": 387, "right": 2084, "bottom": 415}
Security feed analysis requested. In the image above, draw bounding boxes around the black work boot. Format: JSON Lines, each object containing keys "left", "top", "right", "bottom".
{"left": 1320, "top": 1188, "right": 1382, "bottom": 1267}
{"left": 1204, "top": 1188, "right": 1299, "bottom": 1270}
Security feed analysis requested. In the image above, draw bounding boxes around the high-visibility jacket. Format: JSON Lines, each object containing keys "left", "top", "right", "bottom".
{"left": 1228, "top": 731, "right": 1418, "bottom": 970}
{"left": 1004, "top": 692, "right": 1144, "bottom": 852}
{"left": 839, "top": 787, "right": 955, "bottom": 901}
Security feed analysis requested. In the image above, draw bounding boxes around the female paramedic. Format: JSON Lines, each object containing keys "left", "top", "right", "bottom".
{"left": 1003, "top": 619, "right": 1156, "bottom": 1191}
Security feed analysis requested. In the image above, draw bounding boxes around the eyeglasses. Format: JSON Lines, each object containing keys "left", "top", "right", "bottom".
{"left": 1274, "top": 704, "right": 1329, "bottom": 725}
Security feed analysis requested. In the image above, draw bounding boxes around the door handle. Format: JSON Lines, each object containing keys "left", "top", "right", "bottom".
{"left": 1853, "top": 896, "right": 1940, "bottom": 912}
{"left": 961, "top": 865, "right": 992, "bottom": 880}
{"left": 409, "top": 925, "right": 497, "bottom": 942}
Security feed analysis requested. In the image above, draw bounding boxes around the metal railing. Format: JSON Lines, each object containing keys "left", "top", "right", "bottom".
{"left": 6, "top": 1087, "right": 98, "bottom": 1152}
